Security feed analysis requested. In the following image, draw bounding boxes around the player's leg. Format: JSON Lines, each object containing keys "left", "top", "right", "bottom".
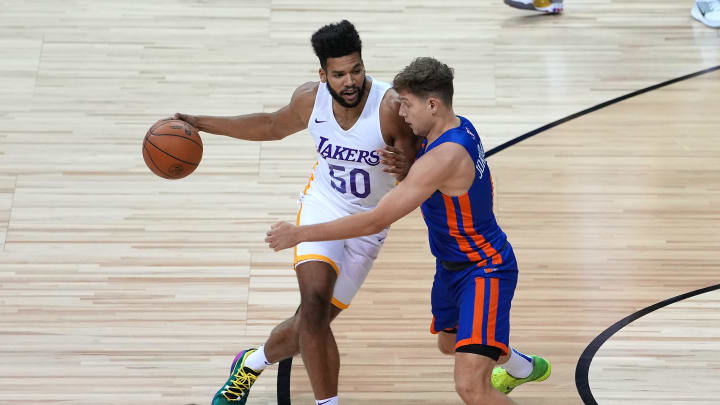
{"left": 239, "top": 303, "right": 341, "bottom": 373}
{"left": 273, "top": 196, "right": 343, "bottom": 401}
{"left": 436, "top": 328, "right": 535, "bottom": 378}
{"left": 211, "top": 196, "right": 345, "bottom": 404}
{"left": 260, "top": 304, "right": 343, "bottom": 364}
{"left": 437, "top": 277, "right": 547, "bottom": 396}
{"left": 284, "top": 200, "right": 383, "bottom": 403}
{"left": 451, "top": 273, "right": 516, "bottom": 404}
{"left": 293, "top": 260, "right": 341, "bottom": 400}
{"left": 437, "top": 330, "right": 457, "bottom": 355}
{"left": 484, "top": 249, "right": 550, "bottom": 395}
{"left": 263, "top": 196, "right": 346, "bottom": 365}
{"left": 283, "top": 229, "right": 383, "bottom": 404}
{"left": 455, "top": 352, "right": 513, "bottom": 405}
{"left": 210, "top": 260, "right": 340, "bottom": 405}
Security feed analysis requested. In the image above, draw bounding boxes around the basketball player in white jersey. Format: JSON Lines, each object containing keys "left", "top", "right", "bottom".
{"left": 172, "top": 20, "right": 417, "bottom": 405}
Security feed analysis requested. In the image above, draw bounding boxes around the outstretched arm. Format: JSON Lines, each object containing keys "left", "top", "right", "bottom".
{"left": 173, "top": 81, "right": 317, "bottom": 142}
{"left": 265, "top": 143, "right": 464, "bottom": 251}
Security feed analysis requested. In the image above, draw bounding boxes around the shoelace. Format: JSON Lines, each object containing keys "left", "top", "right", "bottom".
{"left": 223, "top": 368, "right": 258, "bottom": 399}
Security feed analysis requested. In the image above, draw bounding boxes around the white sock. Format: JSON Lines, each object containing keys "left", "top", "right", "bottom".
{"left": 245, "top": 345, "right": 272, "bottom": 372}
{"left": 499, "top": 347, "right": 533, "bottom": 378}
{"left": 315, "top": 397, "right": 338, "bottom": 405}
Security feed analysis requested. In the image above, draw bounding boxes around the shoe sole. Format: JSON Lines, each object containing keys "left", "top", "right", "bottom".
{"left": 692, "top": 5, "right": 720, "bottom": 28}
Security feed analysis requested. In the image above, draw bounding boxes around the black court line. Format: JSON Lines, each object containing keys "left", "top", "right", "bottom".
{"left": 276, "top": 64, "right": 720, "bottom": 405}
{"left": 576, "top": 284, "right": 720, "bottom": 405}
{"left": 485, "top": 65, "right": 720, "bottom": 158}
{"left": 277, "top": 358, "right": 292, "bottom": 405}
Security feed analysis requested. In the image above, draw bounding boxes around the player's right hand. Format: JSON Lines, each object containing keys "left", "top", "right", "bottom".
{"left": 172, "top": 113, "right": 199, "bottom": 128}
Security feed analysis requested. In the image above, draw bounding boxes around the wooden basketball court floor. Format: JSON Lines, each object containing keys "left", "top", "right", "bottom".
{"left": 1, "top": 1, "right": 719, "bottom": 404}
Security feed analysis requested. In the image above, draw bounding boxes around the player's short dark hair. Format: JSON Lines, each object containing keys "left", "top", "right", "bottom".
{"left": 393, "top": 57, "right": 454, "bottom": 106}
{"left": 311, "top": 20, "right": 362, "bottom": 69}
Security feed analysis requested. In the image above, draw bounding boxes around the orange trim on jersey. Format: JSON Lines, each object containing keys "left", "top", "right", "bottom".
{"left": 302, "top": 161, "right": 318, "bottom": 195}
{"left": 486, "top": 278, "right": 500, "bottom": 351}
{"left": 455, "top": 338, "right": 473, "bottom": 348}
{"left": 442, "top": 194, "right": 484, "bottom": 263}
{"left": 430, "top": 317, "right": 457, "bottom": 334}
{"left": 472, "top": 277, "right": 486, "bottom": 345}
{"left": 295, "top": 203, "right": 303, "bottom": 226}
{"left": 293, "top": 203, "right": 303, "bottom": 264}
{"left": 457, "top": 194, "right": 502, "bottom": 265}
{"left": 331, "top": 297, "right": 349, "bottom": 310}
{"left": 455, "top": 276, "right": 486, "bottom": 349}
{"left": 293, "top": 254, "right": 339, "bottom": 276}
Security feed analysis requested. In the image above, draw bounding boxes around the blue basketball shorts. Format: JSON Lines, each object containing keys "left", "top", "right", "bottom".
{"left": 429, "top": 246, "right": 518, "bottom": 356}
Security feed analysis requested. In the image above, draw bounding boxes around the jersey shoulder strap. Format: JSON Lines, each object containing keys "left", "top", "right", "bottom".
{"left": 425, "top": 116, "right": 481, "bottom": 163}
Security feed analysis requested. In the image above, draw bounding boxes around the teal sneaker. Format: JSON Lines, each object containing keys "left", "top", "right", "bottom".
{"left": 211, "top": 349, "right": 262, "bottom": 405}
{"left": 491, "top": 355, "right": 551, "bottom": 394}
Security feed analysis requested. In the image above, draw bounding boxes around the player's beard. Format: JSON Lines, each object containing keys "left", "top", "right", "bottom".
{"left": 327, "top": 76, "right": 367, "bottom": 108}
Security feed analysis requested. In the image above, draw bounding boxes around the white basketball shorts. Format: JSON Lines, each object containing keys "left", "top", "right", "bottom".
{"left": 294, "top": 191, "right": 387, "bottom": 309}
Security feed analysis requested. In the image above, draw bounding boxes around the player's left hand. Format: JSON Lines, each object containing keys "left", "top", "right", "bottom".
{"left": 265, "top": 221, "right": 301, "bottom": 251}
{"left": 378, "top": 145, "right": 411, "bottom": 181}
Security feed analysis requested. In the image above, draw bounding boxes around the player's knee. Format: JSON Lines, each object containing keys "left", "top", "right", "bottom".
{"left": 437, "top": 339, "right": 454, "bottom": 355}
{"left": 454, "top": 377, "right": 493, "bottom": 403}
{"left": 437, "top": 331, "right": 456, "bottom": 355}
{"left": 298, "top": 293, "right": 331, "bottom": 327}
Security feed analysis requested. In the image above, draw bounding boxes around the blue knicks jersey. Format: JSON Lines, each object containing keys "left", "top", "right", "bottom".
{"left": 418, "top": 116, "right": 508, "bottom": 267}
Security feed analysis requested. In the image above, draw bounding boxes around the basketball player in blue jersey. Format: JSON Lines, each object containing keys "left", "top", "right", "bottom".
{"left": 172, "top": 21, "right": 417, "bottom": 405}
{"left": 266, "top": 57, "right": 551, "bottom": 404}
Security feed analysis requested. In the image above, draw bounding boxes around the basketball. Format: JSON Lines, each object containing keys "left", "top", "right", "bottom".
{"left": 142, "top": 119, "right": 203, "bottom": 179}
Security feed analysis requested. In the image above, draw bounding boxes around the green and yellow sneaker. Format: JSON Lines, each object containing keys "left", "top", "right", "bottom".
{"left": 211, "top": 349, "right": 262, "bottom": 405}
{"left": 491, "top": 355, "right": 551, "bottom": 395}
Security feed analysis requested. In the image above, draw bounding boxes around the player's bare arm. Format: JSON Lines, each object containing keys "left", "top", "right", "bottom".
{"left": 265, "top": 142, "right": 470, "bottom": 251}
{"left": 174, "top": 81, "right": 318, "bottom": 142}
{"left": 377, "top": 88, "right": 419, "bottom": 181}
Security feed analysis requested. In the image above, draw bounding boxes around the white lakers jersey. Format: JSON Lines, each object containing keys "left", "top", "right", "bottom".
{"left": 303, "top": 77, "right": 395, "bottom": 211}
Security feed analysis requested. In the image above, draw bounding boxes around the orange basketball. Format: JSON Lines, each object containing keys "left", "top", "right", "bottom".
{"left": 142, "top": 119, "right": 203, "bottom": 179}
